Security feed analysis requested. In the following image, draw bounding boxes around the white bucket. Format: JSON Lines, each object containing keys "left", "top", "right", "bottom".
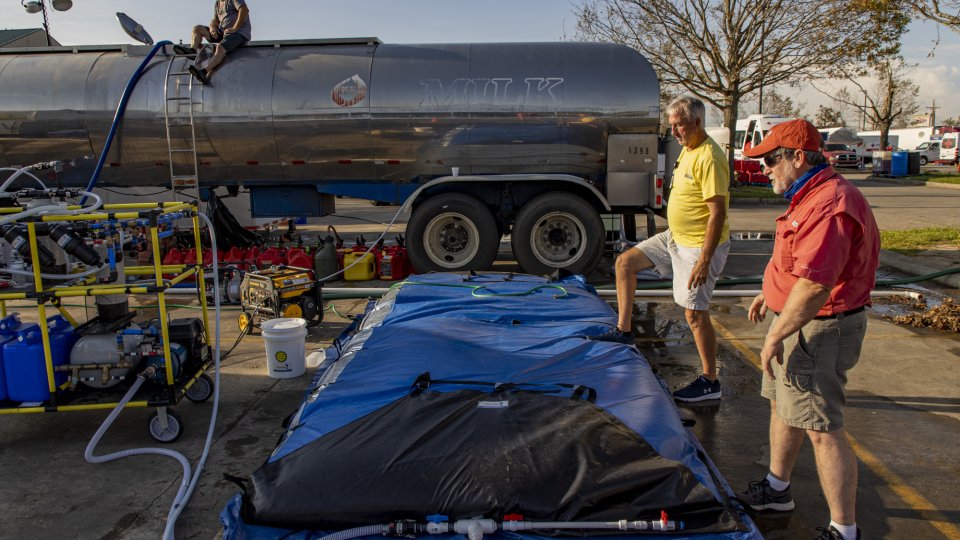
{"left": 260, "top": 318, "right": 307, "bottom": 379}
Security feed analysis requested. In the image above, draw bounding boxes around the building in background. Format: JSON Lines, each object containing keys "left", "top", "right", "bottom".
{"left": 0, "top": 28, "right": 60, "bottom": 48}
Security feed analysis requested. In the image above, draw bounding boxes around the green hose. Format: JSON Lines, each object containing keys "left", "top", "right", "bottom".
{"left": 593, "top": 276, "right": 763, "bottom": 290}
{"left": 387, "top": 279, "right": 569, "bottom": 298}
{"left": 593, "top": 266, "right": 960, "bottom": 290}
{"left": 875, "top": 266, "right": 960, "bottom": 286}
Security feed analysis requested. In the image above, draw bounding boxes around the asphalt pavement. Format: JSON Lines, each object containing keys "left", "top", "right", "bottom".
{"left": 0, "top": 174, "right": 958, "bottom": 539}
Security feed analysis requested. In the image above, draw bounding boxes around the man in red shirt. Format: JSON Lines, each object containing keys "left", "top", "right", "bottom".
{"left": 740, "top": 120, "right": 879, "bottom": 540}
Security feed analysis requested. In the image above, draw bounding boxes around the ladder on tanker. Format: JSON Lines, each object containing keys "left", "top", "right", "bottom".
{"left": 163, "top": 52, "right": 204, "bottom": 203}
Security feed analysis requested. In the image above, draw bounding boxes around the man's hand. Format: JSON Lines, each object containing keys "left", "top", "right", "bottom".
{"left": 759, "top": 336, "right": 784, "bottom": 381}
{"left": 208, "top": 25, "right": 219, "bottom": 38}
{"left": 748, "top": 293, "right": 768, "bottom": 323}
{"left": 687, "top": 257, "right": 710, "bottom": 289}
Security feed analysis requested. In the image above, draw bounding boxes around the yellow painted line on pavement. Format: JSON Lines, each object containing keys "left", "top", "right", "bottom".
{"left": 847, "top": 433, "right": 960, "bottom": 539}
{"left": 711, "top": 317, "right": 761, "bottom": 370}
{"left": 711, "top": 316, "right": 960, "bottom": 539}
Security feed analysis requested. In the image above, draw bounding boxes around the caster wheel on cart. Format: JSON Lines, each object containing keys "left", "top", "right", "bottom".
{"left": 185, "top": 374, "right": 214, "bottom": 403}
{"left": 238, "top": 312, "right": 253, "bottom": 334}
{"left": 148, "top": 409, "right": 184, "bottom": 443}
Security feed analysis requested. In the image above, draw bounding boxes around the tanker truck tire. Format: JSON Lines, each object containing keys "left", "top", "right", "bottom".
{"left": 407, "top": 193, "right": 500, "bottom": 273}
{"left": 511, "top": 192, "right": 604, "bottom": 276}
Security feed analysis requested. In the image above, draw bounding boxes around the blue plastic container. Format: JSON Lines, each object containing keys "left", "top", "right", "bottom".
{"left": 891, "top": 151, "right": 908, "bottom": 177}
{"left": 47, "top": 315, "right": 78, "bottom": 370}
{"left": 4, "top": 325, "right": 47, "bottom": 403}
{"left": 0, "top": 313, "right": 25, "bottom": 401}
{"left": 3, "top": 316, "right": 75, "bottom": 403}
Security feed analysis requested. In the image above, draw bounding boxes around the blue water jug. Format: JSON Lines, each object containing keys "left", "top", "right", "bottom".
{"left": 4, "top": 325, "right": 49, "bottom": 403}
{"left": 47, "top": 315, "right": 77, "bottom": 373}
{"left": 0, "top": 313, "right": 25, "bottom": 401}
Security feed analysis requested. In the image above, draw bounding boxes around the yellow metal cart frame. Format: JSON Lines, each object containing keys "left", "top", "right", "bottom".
{"left": 0, "top": 202, "right": 213, "bottom": 440}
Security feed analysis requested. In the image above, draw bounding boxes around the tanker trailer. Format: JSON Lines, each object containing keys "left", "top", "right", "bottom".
{"left": 0, "top": 39, "right": 668, "bottom": 275}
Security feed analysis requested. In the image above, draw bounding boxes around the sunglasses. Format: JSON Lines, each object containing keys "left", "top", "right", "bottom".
{"left": 762, "top": 152, "right": 785, "bottom": 168}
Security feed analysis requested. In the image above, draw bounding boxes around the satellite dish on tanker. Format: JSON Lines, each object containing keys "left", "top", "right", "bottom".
{"left": 116, "top": 12, "right": 153, "bottom": 45}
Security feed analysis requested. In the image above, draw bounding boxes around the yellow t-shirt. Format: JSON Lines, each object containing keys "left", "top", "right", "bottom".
{"left": 666, "top": 137, "right": 730, "bottom": 248}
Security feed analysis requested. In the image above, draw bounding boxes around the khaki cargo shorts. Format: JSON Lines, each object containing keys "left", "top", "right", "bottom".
{"left": 635, "top": 229, "right": 729, "bottom": 311}
{"left": 761, "top": 311, "right": 868, "bottom": 431}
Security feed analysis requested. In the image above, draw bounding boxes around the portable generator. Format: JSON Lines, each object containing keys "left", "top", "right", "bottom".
{"left": 238, "top": 266, "right": 322, "bottom": 331}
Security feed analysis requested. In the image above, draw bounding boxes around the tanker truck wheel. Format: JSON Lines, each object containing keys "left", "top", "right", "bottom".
{"left": 511, "top": 192, "right": 604, "bottom": 276}
{"left": 407, "top": 193, "right": 499, "bottom": 272}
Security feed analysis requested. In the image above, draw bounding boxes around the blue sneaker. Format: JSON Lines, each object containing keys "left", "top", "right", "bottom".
{"left": 673, "top": 375, "right": 721, "bottom": 402}
{"left": 587, "top": 327, "right": 633, "bottom": 345}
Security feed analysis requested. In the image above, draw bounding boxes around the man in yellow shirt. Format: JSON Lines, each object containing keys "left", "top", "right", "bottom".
{"left": 590, "top": 96, "right": 730, "bottom": 402}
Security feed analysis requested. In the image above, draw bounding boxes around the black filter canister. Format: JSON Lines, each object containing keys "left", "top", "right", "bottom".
{"left": 96, "top": 299, "right": 130, "bottom": 323}
{"left": 49, "top": 224, "right": 102, "bottom": 267}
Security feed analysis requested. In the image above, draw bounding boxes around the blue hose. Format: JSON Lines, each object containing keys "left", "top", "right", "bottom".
{"left": 82, "top": 40, "right": 173, "bottom": 202}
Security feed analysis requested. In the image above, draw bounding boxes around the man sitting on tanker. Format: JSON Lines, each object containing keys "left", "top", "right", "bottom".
{"left": 174, "top": 0, "right": 252, "bottom": 85}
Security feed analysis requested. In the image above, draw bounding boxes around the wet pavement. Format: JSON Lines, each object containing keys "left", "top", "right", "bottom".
{"left": 603, "top": 236, "right": 960, "bottom": 540}
{"left": 1, "top": 187, "right": 959, "bottom": 539}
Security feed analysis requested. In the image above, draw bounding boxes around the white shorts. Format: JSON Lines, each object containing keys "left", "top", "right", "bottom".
{"left": 635, "top": 230, "right": 729, "bottom": 311}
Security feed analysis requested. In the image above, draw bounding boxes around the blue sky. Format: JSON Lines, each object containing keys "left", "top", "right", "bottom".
{"left": 3, "top": 0, "right": 959, "bottom": 122}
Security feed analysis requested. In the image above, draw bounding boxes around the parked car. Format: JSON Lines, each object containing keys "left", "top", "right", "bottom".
{"left": 915, "top": 141, "right": 940, "bottom": 166}
{"left": 823, "top": 143, "right": 859, "bottom": 168}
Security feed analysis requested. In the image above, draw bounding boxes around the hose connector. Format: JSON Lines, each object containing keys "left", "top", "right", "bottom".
{"left": 453, "top": 519, "right": 496, "bottom": 540}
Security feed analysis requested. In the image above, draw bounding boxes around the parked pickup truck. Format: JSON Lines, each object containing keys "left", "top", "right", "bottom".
{"left": 823, "top": 143, "right": 859, "bottom": 168}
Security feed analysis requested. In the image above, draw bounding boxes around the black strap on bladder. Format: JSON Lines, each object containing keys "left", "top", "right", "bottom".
{"left": 409, "top": 372, "right": 596, "bottom": 402}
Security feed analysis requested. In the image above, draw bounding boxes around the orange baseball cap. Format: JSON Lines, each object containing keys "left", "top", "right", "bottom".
{"left": 743, "top": 119, "right": 823, "bottom": 158}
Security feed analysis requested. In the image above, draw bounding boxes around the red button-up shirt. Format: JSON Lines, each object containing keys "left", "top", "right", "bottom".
{"left": 762, "top": 166, "right": 880, "bottom": 316}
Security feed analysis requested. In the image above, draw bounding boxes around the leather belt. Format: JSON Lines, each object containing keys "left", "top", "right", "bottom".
{"left": 775, "top": 306, "right": 865, "bottom": 320}
{"left": 813, "top": 305, "right": 865, "bottom": 320}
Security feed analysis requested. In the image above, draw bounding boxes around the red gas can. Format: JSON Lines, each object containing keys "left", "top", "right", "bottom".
{"left": 378, "top": 236, "right": 410, "bottom": 280}
{"left": 257, "top": 247, "right": 286, "bottom": 268}
{"left": 286, "top": 248, "right": 313, "bottom": 273}
{"left": 243, "top": 247, "right": 260, "bottom": 270}
{"left": 162, "top": 248, "right": 184, "bottom": 266}
{"left": 223, "top": 247, "right": 246, "bottom": 269}
{"left": 161, "top": 248, "right": 184, "bottom": 278}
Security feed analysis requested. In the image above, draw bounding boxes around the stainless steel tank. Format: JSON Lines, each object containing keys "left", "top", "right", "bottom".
{"left": 0, "top": 39, "right": 659, "bottom": 191}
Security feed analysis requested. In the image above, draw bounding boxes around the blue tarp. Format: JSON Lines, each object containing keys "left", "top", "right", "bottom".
{"left": 221, "top": 273, "right": 762, "bottom": 539}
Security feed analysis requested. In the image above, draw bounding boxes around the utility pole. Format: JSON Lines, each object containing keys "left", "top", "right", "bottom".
{"left": 861, "top": 93, "right": 867, "bottom": 131}
{"left": 927, "top": 100, "right": 939, "bottom": 127}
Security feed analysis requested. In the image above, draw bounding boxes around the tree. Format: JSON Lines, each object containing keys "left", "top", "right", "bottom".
{"left": 908, "top": 1, "right": 960, "bottom": 28}
{"left": 815, "top": 106, "right": 846, "bottom": 128}
{"left": 833, "top": 88, "right": 857, "bottom": 128}
{"left": 659, "top": 87, "right": 680, "bottom": 136}
{"left": 575, "top": 0, "right": 904, "bottom": 176}
{"left": 825, "top": 58, "right": 920, "bottom": 148}
{"left": 760, "top": 87, "right": 804, "bottom": 119}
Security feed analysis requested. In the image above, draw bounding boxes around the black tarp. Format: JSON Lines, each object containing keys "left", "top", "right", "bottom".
{"left": 242, "top": 379, "right": 739, "bottom": 533}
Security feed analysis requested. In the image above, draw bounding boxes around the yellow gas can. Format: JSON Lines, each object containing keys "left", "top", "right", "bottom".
{"left": 342, "top": 251, "right": 376, "bottom": 281}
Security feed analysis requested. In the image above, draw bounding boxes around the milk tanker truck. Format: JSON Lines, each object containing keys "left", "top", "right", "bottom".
{"left": 0, "top": 37, "right": 674, "bottom": 275}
